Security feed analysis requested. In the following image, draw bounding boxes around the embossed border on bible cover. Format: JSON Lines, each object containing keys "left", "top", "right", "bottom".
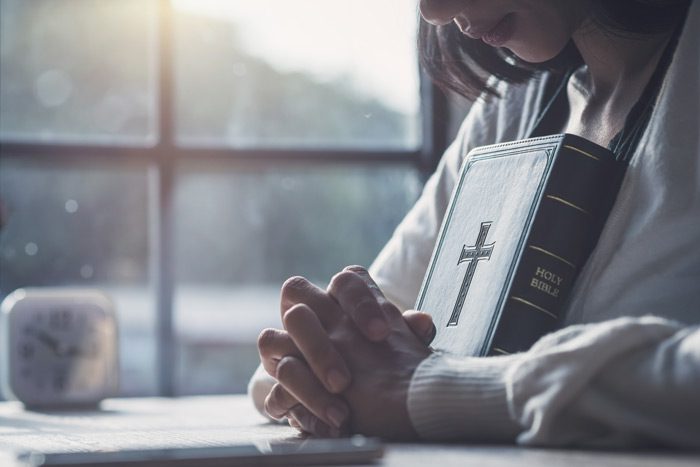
{"left": 415, "top": 134, "right": 624, "bottom": 357}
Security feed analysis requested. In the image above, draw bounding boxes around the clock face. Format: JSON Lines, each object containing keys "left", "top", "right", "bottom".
{"left": 3, "top": 292, "right": 117, "bottom": 408}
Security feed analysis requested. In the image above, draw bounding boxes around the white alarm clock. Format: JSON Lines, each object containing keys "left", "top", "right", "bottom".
{"left": 0, "top": 288, "right": 118, "bottom": 409}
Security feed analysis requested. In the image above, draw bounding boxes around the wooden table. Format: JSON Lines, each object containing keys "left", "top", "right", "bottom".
{"left": 1, "top": 395, "right": 698, "bottom": 466}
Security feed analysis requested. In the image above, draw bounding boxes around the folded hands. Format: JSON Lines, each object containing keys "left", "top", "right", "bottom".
{"left": 257, "top": 266, "right": 435, "bottom": 439}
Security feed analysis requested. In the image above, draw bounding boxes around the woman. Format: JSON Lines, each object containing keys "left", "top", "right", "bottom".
{"left": 249, "top": 0, "right": 700, "bottom": 446}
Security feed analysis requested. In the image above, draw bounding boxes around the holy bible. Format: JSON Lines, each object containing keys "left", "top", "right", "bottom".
{"left": 415, "top": 134, "right": 626, "bottom": 356}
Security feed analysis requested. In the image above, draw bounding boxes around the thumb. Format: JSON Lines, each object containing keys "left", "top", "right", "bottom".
{"left": 402, "top": 310, "right": 436, "bottom": 345}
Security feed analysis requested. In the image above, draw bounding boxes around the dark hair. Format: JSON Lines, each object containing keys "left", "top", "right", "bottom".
{"left": 419, "top": 0, "right": 691, "bottom": 100}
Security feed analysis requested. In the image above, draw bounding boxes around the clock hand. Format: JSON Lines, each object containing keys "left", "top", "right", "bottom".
{"left": 65, "top": 345, "right": 94, "bottom": 358}
{"left": 28, "top": 328, "right": 63, "bottom": 355}
{"left": 35, "top": 330, "right": 59, "bottom": 352}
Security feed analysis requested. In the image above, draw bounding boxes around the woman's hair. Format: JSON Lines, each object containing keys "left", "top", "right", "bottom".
{"left": 419, "top": 0, "right": 691, "bottom": 100}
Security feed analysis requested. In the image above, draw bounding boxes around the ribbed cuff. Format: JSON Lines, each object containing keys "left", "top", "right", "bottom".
{"left": 407, "top": 352, "right": 522, "bottom": 441}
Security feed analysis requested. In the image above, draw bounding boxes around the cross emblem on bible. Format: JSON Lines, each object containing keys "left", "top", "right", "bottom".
{"left": 447, "top": 221, "right": 495, "bottom": 327}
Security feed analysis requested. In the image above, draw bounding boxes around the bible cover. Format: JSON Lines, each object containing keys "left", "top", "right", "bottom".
{"left": 415, "top": 134, "right": 626, "bottom": 356}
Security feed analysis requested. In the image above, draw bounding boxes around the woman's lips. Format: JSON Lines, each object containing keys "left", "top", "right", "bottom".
{"left": 461, "top": 13, "right": 516, "bottom": 47}
{"left": 482, "top": 13, "right": 516, "bottom": 46}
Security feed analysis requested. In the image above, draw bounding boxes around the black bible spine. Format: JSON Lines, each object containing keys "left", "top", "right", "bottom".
{"left": 486, "top": 135, "right": 625, "bottom": 355}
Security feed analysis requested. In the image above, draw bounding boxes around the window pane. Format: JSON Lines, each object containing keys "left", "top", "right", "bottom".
{"left": 173, "top": 0, "right": 421, "bottom": 149}
{"left": 0, "top": 0, "right": 157, "bottom": 144}
{"left": 173, "top": 164, "right": 422, "bottom": 394}
{"left": 0, "top": 158, "right": 157, "bottom": 396}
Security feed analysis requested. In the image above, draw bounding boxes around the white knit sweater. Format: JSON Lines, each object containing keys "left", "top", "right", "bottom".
{"left": 369, "top": 1, "right": 700, "bottom": 447}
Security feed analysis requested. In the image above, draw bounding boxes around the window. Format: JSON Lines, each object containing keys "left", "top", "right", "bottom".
{"left": 0, "top": 0, "right": 442, "bottom": 396}
{"left": 173, "top": 163, "right": 422, "bottom": 394}
{"left": 0, "top": 0, "right": 158, "bottom": 144}
{"left": 172, "top": 0, "right": 421, "bottom": 149}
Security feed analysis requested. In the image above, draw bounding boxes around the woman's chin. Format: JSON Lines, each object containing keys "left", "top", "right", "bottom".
{"left": 507, "top": 41, "right": 570, "bottom": 64}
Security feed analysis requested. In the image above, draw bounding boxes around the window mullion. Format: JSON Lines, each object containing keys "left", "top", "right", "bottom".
{"left": 155, "top": 0, "right": 176, "bottom": 397}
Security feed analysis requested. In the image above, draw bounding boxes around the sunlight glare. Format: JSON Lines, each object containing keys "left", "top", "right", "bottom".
{"left": 171, "top": 0, "right": 419, "bottom": 114}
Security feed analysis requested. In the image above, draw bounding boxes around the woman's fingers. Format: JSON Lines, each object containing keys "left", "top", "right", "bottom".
{"left": 287, "top": 404, "right": 342, "bottom": 438}
{"left": 327, "top": 266, "right": 401, "bottom": 341}
{"left": 256, "top": 328, "right": 301, "bottom": 377}
{"left": 275, "top": 355, "right": 350, "bottom": 432}
{"left": 283, "top": 304, "right": 351, "bottom": 393}
{"left": 402, "top": 310, "right": 437, "bottom": 345}
{"left": 263, "top": 383, "right": 299, "bottom": 420}
{"left": 280, "top": 276, "right": 340, "bottom": 328}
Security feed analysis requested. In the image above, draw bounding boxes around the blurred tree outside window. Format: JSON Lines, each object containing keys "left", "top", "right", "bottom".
{"left": 0, "top": 0, "right": 423, "bottom": 396}
{"left": 173, "top": 0, "right": 421, "bottom": 149}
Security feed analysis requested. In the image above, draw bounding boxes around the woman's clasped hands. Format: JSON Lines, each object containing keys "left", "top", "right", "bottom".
{"left": 257, "top": 266, "right": 435, "bottom": 440}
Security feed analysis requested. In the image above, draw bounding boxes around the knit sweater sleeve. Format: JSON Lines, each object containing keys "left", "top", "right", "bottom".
{"left": 407, "top": 316, "right": 700, "bottom": 448}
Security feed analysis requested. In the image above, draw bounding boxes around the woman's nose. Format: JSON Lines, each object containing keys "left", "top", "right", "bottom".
{"left": 419, "top": 0, "right": 466, "bottom": 26}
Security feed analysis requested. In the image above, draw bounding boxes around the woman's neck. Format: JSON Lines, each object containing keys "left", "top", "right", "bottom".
{"left": 572, "top": 26, "right": 673, "bottom": 104}
{"left": 562, "top": 24, "right": 675, "bottom": 146}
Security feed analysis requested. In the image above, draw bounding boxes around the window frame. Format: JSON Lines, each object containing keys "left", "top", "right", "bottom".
{"left": 0, "top": 0, "right": 449, "bottom": 396}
